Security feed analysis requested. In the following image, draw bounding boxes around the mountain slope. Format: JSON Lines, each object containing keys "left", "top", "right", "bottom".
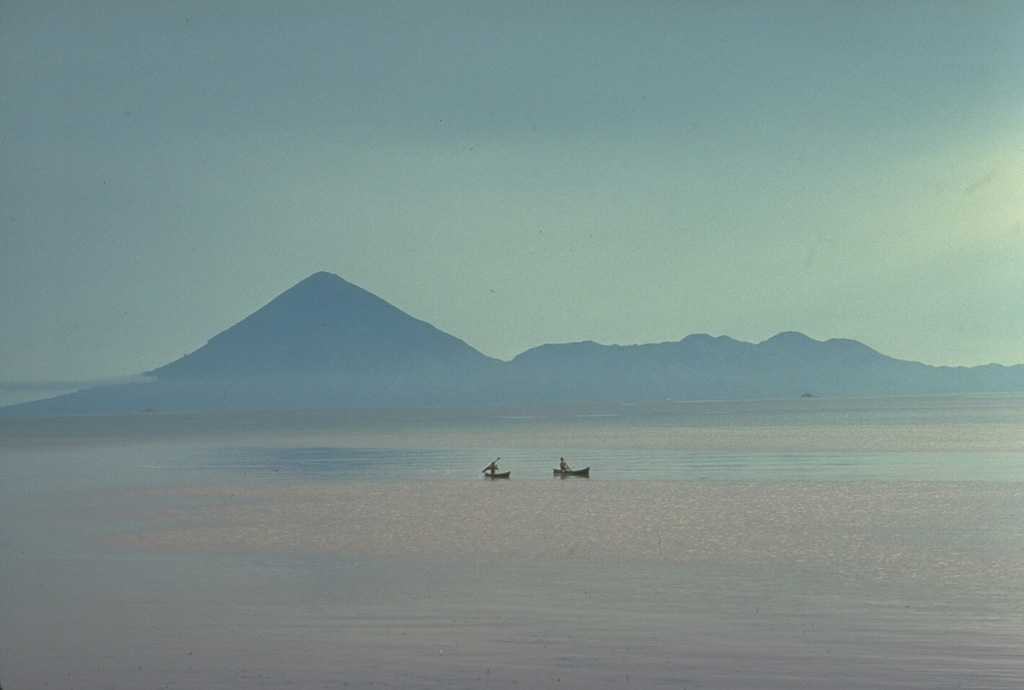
{"left": 150, "top": 272, "right": 498, "bottom": 379}
{"left": 505, "top": 332, "right": 1024, "bottom": 402}
{"left": 5, "top": 272, "right": 506, "bottom": 413}
{"left": 3, "top": 273, "right": 1023, "bottom": 414}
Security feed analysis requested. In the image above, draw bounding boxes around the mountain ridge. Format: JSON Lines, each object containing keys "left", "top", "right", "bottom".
{"left": 4, "top": 272, "right": 1023, "bottom": 414}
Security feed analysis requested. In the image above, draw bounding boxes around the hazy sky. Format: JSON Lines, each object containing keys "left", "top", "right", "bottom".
{"left": 2, "top": 1, "right": 1023, "bottom": 386}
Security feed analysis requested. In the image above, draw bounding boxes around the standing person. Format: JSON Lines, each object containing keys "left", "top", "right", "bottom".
{"left": 559, "top": 457, "right": 571, "bottom": 472}
{"left": 484, "top": 458, "right": 500, "bottom": 475}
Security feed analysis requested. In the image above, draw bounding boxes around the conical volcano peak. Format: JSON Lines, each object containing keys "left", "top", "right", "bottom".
{"left": 238, "top": 271, "right": 399, "bottom": 330}
{"left": 149, "top": 273, "right": 497, "bottom": 379}
{"left": 277, "top": 271, "right": 365, "bottom": 303}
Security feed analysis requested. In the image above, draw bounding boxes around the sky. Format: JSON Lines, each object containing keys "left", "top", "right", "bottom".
{"left": 2, "top": 1, "right": 1023, "bottom": 396}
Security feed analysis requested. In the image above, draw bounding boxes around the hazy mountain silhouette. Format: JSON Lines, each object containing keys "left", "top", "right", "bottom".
{"left": 503, "top": 331, "right": 1023, "bottom": 401}
{"left": 4, "top": 272, "right": 1023, "bottom": 414}
{"left": 5, "top": 273, "right": 506, "bottom": 414}
{"left": 150, "top": 272, "right": 500, "bottom": 380}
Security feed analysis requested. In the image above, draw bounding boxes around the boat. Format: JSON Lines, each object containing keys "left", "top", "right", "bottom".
{"left": 553, "top": 466, "right": 590, "bottom": 477}
{"left": 484, "top": 471, "right": 511, "bottom": 479}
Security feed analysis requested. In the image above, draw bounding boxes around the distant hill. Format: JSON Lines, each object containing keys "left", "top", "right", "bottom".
{"left": 505, "top": 331, "right": 1024, "bottom": 401}
{"left": 4, "top": 272, "right": 1023, "bottom": 414}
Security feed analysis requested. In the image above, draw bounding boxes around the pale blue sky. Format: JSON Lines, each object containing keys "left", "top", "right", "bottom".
{"left": 2, "top": 1, "right": 1023, "bottom": 388}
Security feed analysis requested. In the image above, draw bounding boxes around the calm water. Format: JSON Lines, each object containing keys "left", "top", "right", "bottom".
{"left": 1, "top": 395, "right": 1022, "bottom": 688}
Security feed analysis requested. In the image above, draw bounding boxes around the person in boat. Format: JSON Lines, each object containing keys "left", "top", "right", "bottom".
{"left": 559, "top": 457, "right": 571, "bottom": 472}
{"left": 484, "top": 458, "right": 500, "bottom": 475}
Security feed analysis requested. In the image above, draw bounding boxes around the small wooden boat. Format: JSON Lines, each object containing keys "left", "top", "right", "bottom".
{"left": 484, "top": 471, "right": 511, "bottom": 479}
{"left": 553, "top": 466, "right": 590, "bottom": 477}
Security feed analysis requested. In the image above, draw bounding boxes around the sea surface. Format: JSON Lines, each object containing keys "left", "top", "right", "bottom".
{"left": 1, "top": 395, "right": 1022, "bottom": 689}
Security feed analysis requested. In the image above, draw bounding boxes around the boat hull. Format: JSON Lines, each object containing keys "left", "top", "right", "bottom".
{"left": 553, "top": 467, "right": 590, "bottom": 477}
{"left": 485, "top": 471, "right": 511, "bottom": 479}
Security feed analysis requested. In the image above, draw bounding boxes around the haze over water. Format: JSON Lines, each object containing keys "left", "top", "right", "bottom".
{"left": 2, "top": 395, "right": 1022, "bottom": 688}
